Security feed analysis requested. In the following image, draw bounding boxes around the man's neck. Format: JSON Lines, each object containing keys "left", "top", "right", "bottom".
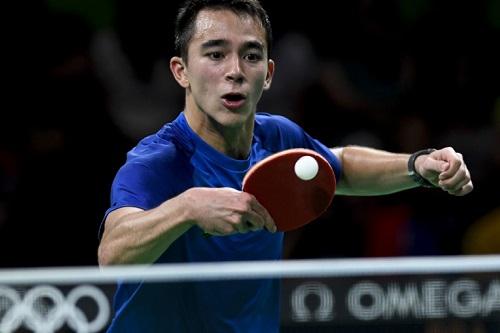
{"left": 184, "top": 108, "right": 254, "bottom": 160}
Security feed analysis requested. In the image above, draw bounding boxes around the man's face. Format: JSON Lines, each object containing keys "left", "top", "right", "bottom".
{"left": 178, "top": 9, "right": 274, "bottom": 128}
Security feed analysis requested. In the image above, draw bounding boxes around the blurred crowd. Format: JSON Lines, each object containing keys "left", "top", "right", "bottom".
{"left": 1, "top": 0, "right": 499, "bottom": 267}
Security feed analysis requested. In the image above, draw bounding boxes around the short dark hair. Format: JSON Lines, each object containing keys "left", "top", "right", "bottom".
{"left": 174, "top": 0, "right": 272, "bottom": 60}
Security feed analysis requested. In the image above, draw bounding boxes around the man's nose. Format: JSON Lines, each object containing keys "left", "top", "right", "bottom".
{"left": 225, "top": 56, "right": 244, "bottom": 83}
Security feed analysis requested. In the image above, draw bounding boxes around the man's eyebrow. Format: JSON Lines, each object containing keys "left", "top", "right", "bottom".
{"left": 200, "top": 39, "right": 228, "bottom": 49}
{"left": 200, "top": 39, "right": 265, "bottom": 52}
{"left": 244, "top": 40, "right": 265, "bottom": 52}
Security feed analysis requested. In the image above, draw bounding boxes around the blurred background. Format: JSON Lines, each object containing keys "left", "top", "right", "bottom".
{"left": 1, "top": 0, "right": 499, "bottom": 268}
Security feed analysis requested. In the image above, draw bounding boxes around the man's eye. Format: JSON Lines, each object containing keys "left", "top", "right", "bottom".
{"left": 245, "top": 53, "right": 263, "bottom": 62}
{"left": 208, "top": 52, "right": 223, "bottom": 60}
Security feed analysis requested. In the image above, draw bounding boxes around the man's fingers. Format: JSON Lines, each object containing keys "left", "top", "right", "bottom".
{"left": 439, "top": 168, "right": 468, "bottom": 191}
{"left": 241, "top": 211, "right": 264, "bottom": 232}
{"left": 430, "top": 149, "right": 472, "bottom": 196}
{"left": 248, "top": 195, "right": 277, "bottom": 233}
{"left": 447, "top": 181, "right": 474, "bottom": 196}
{"left": 194, "top": 188, "right": 278, "bottom": 236}
{"left": 439, "top": 165, "right": 472, "bottom": 194}
{"left": 424, "top": 159, "right": 449, "bottom": 174}
{"left": 439, "top": 159, "right": 463, "bottom": 180}
{"left": 434, "top": 150, "right": 465, "bottom": 181}
{"left": 414, "top": 148, "right": 473, "bottom": 197}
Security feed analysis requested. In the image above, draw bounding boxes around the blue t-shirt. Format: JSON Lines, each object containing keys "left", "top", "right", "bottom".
{"left": 104, "top": 112, "right": 342, "bottom": 333}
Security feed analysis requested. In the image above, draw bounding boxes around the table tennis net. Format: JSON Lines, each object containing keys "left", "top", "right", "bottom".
{"left": 0, "top": 255, "right": 499, "bottom": 333}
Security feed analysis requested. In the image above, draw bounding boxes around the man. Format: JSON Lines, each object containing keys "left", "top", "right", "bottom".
{"left": 98, "top": 0, "right": 473, "bottom": 331}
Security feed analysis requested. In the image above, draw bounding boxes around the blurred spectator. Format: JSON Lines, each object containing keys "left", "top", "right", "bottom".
{"left": 90, "top": 1, "right": 184, "bottom": 141}
{"left": 91, "top": 30, "right": 183, "bottom": 141}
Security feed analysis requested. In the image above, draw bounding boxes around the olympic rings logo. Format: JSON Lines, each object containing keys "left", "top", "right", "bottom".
{"left": 291, "top": 282, "right": 334, "bottom": 322}
{"left": 0, "top": 285, "right": 110, "bottom": 333}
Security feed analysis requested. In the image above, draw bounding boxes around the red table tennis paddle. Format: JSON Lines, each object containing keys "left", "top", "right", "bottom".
{"left": 242, "top": 148, "right": 336, "bottom": 232}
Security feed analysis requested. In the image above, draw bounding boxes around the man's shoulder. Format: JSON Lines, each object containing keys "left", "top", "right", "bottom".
{"left": 255, "top": 112, "right": 303, "bottom": 133}
{"left": 126, "top": 130, "right": 190, "bottom": 169}
{"left": 255, "top": 112, "right": 305, "bottom": 142}
{"left": 255, "top": 112, "right": 297, "bottom": 126}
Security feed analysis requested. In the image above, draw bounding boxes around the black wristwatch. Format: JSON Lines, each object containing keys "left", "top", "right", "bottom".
{"left": 407, "top": 148, "right": 437, "bottom": 188}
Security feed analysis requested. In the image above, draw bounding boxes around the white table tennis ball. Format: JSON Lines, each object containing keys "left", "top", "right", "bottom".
{"left": 294, "top": 155, "right": 319, "bottom": 181}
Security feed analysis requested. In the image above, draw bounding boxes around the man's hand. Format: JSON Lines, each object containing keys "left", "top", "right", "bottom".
{"left": 415, "top": 147, "right": 473, "bottom": 196}
{"left": 182, "top": 187, "right": 277, "bottom": 236}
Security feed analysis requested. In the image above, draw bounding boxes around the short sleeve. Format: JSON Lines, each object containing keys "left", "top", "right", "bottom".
{"left": 256, "top": 114, "right": 342, "bottom": 181}
{"left": 99, "top": 161, "right": 173, "bottom": 239}
{"left": 301, "top": 131, "right": 342, "bottom": 182}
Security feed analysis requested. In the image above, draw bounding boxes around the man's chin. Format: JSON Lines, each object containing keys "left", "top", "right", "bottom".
{"left": 217, "top": 108, "right": 253, "bottom": 127}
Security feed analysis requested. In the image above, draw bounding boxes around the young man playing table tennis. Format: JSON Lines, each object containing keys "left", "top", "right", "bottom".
{"left": 98, "top": 0, "right": 473, "bottom": 331}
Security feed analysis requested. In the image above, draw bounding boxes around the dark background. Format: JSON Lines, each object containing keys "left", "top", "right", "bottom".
{"left": 1, "top": 0, "right": 499, "bottom": 267}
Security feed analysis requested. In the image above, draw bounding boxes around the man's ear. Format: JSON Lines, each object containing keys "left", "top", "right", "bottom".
{"left": 170, "top": 56, "right": 189, "bottom": 88}
{"left": 263, "top": 59, "right": 275, "bottom": 90}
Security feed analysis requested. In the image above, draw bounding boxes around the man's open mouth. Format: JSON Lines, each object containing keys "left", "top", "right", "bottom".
{"left": 222, "top": 93, "right": 246, "bottom": 101}
{"left": 222, "top": 93, "right": 246, "bottom": 110}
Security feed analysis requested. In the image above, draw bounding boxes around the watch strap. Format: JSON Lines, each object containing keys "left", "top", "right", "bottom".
{"left": 407, "top": 148, "right": 437, "bottom": 188}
